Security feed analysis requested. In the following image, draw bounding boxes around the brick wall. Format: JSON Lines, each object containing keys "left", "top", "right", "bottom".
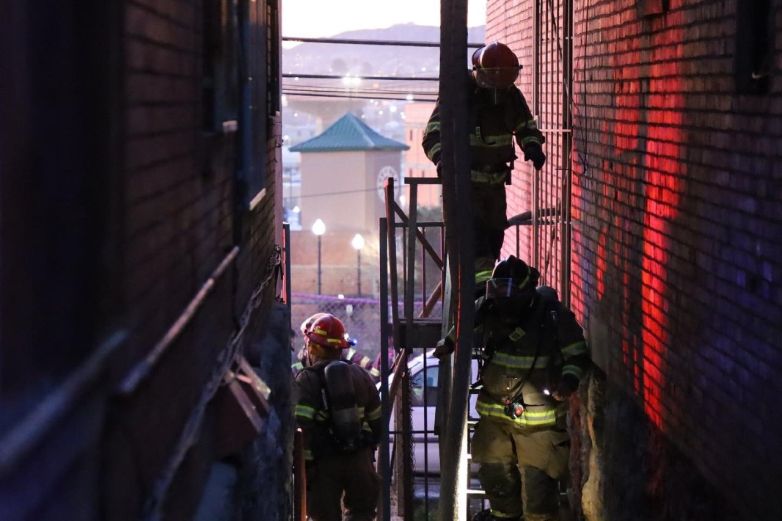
{"left": 0, "top": 1, "right": 285, "bottom": 520}
{"left": 491, "top": 0, "right": 538, "bottom": 262}
{"left": 112, "top": 1, "right": 284, "bottom": 519}
{"left": 492, "top": 1, "right": 782, "bottom": 519}
{"left": 124, "top": 0, "right": 234, "bottom": 361}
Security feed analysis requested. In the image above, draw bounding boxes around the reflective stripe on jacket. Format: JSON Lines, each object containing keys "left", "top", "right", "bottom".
{"left": 474, "top": 290, "right": 589, "bottom": 431}
{"left": 475, "top": 398, "right": 565, "bottom": 428}
{"left": 421, "top": 77, "right": 544, "bottom": 175}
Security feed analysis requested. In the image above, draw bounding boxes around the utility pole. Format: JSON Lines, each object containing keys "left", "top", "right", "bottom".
{"left": 438, "top": 1, "right": 474, "bottom": 520}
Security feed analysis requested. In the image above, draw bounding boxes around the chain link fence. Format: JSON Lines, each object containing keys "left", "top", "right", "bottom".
{"left": 290, "top": 293, "right": 443, "bottom": 363}
{"left": 290, "top": 293, "right": 386, "bottom": 365}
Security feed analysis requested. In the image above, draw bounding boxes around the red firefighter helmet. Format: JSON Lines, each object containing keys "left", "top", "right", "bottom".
{"left": 471, "top": 42, "right": 521, "bottom": 89}
{"left": 306, "top": 314, "right": 350, "bottom": 349}
{"left": 300, "top": 312, "right": 329, "bottom": 337}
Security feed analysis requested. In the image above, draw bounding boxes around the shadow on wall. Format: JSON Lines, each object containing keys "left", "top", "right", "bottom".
{"left": 571, "top": 371, "right": 742, "bottom": 521}
{"left": 192, "top": 303, "right": 294, "bottom": 521}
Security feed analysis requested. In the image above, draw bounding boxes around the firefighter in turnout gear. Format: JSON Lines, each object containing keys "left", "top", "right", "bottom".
{"left": 422, "top": 42, "right": 546, "bottom": 285}
{"left": 294, "top": 314, "right": 382, "bottom": 521}
{"left": 465, "top": 257, "right": 590, "bottom": 521}
{"left": 292, "top": 313, "right": 381, "bottom": 382}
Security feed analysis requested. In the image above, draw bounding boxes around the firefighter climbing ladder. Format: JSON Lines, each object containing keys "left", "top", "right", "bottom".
{"left": 378, "top": 177, "right": 569, "bottom": 520}
{"left": 377, "top": 2, "right": 574, "bottom": 518}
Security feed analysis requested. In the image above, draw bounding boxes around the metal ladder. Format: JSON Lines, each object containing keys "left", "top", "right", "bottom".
{"left": 378, "top": 176, "right": 451, "bottom": 520}
{"left": 377, "top": 175, "right": 566, "bottom": 520}
{"left": 378, "top": 176, "right": 501, "bottom": 521}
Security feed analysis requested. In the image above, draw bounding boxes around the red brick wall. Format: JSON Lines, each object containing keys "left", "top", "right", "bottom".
{"left": 490, "top": 0, "right": 538, "bottom": 262}
{"left": 289, "top": 230, "right": 381, "bottom": 297}
{"left": 492, "top": 1, "right": 782, "bottom": 519}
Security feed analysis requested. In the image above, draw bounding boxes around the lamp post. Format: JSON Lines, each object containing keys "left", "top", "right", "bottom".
{"left": 312, "top": 219, "right": 326, "bottom": 294}
{"left": 351, "top": 233, "right": 365, "bottom": 296}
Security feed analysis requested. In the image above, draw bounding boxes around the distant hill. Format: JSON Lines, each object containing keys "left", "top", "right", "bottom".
{"left": 283, "top": 24, "right": 485, "bottom": 77}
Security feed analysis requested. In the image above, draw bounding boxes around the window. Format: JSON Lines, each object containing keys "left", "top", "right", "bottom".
{"left": 736, "top": 0, "right": 774, "bottom": 94}
{"left": 411, "top": 365, "right": 439, "bottom": 407}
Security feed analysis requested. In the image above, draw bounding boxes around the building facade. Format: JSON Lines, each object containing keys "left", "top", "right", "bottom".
{"left": 491, "top": 1, "right": 781, "bottom": 520}
{"left": 0, "top": 2, "right": 290, "bottom": 520}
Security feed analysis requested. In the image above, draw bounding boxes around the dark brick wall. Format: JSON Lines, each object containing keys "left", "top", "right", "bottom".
{"left": 106, "top": 1, "right": 284, "bottom": 520}
{"left": 491, "top": 0, "right": 782, "bottom": 519}
{"left": 0, "top": 1, "right": 285, "bottom": 520}
{"left": 123, "top": 0, "right": 235, "bottom": 363}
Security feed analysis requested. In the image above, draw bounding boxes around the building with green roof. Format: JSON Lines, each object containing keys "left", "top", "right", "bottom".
{"left": 291, "top": 113, "right": 409, "bottom": 234}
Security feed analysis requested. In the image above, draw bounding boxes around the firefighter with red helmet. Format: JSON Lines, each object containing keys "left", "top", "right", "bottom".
{"left": 439, "top": 257, "right": 590, "bottom": 521}
{"left": 422, "top": 42, "right": 546, "bottom": 285}
{"left": 292, "top": 313, "right": 381, "bottom": 382}
{"left": 294, "top": 314, "right": 382, "bottom": 521}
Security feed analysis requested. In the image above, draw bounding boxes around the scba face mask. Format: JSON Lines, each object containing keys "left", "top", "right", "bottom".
{"left": 486, "top": 278, "right": 536, "bottom": 317}
{"left": 485, "top": 278, "right": 519, "bottom": 300}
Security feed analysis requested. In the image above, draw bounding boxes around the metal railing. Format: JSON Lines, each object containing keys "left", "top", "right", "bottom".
{"left": 378, "top": 176, "right": 568, "bottom": 520}
{"left": 379, "top": 176, "right": 446, "bottom": 521}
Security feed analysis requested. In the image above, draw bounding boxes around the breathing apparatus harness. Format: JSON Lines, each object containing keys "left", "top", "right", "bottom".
{"left": 478, "top": 287, "right": 560, "bottom": 420}
{"left": 306, "top": 359, "right": 368, "bottom": 452}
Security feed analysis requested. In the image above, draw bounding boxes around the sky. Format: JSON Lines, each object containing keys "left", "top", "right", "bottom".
{"left": 282, "top": 0, "right": 487, "bottom": 39}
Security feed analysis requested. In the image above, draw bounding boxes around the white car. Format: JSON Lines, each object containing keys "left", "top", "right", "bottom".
{"left": 383, "top": 351, "right": 479, "bottom": 476}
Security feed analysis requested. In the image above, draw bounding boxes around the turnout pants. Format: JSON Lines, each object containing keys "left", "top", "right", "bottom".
{"left": 306, "top": 448, "right": 380, "bottom": 521}
{"left": 471, "top": 183, "right": 508, "bottom": 269}
{"left": 471, "top": 419, "right": 570, "bottom": 521}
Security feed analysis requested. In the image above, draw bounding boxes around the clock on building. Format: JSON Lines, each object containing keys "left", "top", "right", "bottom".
{"left": 376, "top": 166, "right": 401, "bottom": 202}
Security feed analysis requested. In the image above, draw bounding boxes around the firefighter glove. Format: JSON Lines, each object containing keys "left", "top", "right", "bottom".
{"left": 524, "top": 143, "right": 546, "bottom": 170}
{"left": 433, "top": 336, "right": 455, "bottom": 358}
{"left": 436, "top": 161, "right": 443, "bottom": 178}
{"left": 552, "top": 374, "right": 579, "bottom": 401}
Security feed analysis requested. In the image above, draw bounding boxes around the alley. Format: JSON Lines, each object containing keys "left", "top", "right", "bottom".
{"left": 1, "top": 1, "right": 780, "bottom": 521}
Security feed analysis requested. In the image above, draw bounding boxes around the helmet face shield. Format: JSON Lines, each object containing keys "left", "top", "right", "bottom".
{"left": 485, "top": 278, "right": 521, "bottom": 300}
{"left": 472, "top": 42, "right": 521, "bottom": 89}
{"left": 473, "top": 66, "right": 520, "bottom": 89}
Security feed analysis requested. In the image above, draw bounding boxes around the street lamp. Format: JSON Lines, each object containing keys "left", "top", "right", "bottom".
{"left": 351, "top": 233, "right": 365, "bottom": 296}
{"left": 312, "top": 218, "right": 326, "bottom": 294}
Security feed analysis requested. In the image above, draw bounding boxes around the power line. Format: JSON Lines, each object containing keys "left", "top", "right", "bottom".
{"left": 288, "top": 187, "right": 375, "bottom": 199}
{"left": 283, "top": 85, "right": 438, "bottom": 96}
{"left": 283, "top": 36, "right": 484, "bottom": 48}
{"left": 283, "top": 73, "right": 439, "bottom": 82}
{"left": 283, "top": 91, "right": 436, "bottom": 102}
{"left": 283, "top": 82, "right": 437, "bottom": 94}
